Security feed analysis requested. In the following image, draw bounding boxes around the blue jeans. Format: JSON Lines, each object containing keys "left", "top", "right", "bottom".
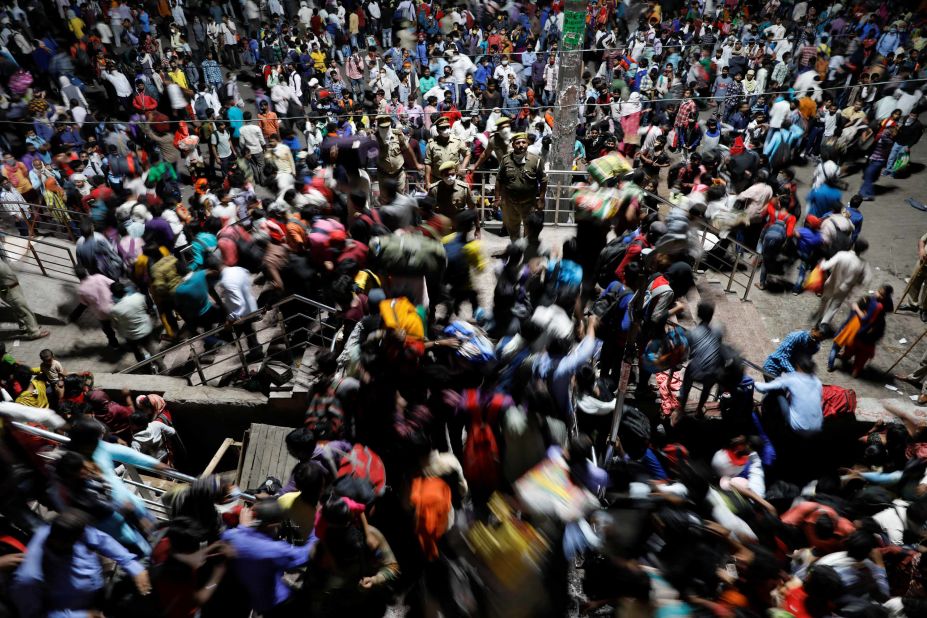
{"left": 859, "top": 159, "right": 884, "bottom": 198}
{"left": 382, "top": 27, "right": 392, "bottom": 48}
{"left": 884, "top": 142, "right": 907, "bottom": 175}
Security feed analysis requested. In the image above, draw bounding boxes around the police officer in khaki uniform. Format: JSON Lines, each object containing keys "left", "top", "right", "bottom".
{"left": 374, "top": 115, "right": 420, "bottom": 193}
{"left": 424, "top": 116, "right": 470, "bottom": 187}
{"left": 0, "top": 259, "right": 48, "bottom": 339}
{"left": 470, "top": 116, "right": 512, "bottom": 173}
{"left": 495, "top": 132, "right": 547, "bottom": 239}
{"left": 428, "top": 161, "right": 479, "bottom": 235}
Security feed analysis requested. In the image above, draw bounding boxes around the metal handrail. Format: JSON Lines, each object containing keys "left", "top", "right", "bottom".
{"left": 118, "top": 293, "right": 338, "bottom": 377}
{"left": 9, "top": 420, "right": 257, "bottom": 501}
{"left": 0, "top": 229, "right": 80, "bottom": 281}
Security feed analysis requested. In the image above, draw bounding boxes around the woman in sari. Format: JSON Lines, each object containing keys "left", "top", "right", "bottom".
{"left": 828, "top": 285, "right": 894, "bottom": 377}
{"left": 42, "top": 176, "right": 78, "bottom": 237}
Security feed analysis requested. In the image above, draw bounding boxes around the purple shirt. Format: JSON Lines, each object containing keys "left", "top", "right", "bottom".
{"left": 222, "top": 526, "right": 317, "bottom": 612}
{"left": 144, "top": 216, "right": 175, "bottom": 248}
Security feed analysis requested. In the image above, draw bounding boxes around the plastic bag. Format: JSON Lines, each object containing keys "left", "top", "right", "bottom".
{"left": 803, "top": 263, "right": 826, "bottom": 294}
{"left": 514, "top": 452, "right": 599, "bottom": 522}
{"left": 892, "top": 150, "right": 910, "bottom": 174}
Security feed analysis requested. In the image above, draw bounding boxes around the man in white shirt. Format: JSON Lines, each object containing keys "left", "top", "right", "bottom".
{"left": 445, "top": 49, "right": 475, "bottom": 105}
{"left": 218, "top": 264, "right": 262, "bottom": 360}
{"left": 812, "top": 239, "right": 869, "bottom": 327}
{"left": 102, "top": 66, "right": 133, "bottom": 112}
{"left": 493, "top": 57, "right": 519, "bottom": 92}
{"left": 109, "top": 281, "right": 164, "bottom": 372}
{"left": 239, "top": 112, "right": 266, "bottom": 168}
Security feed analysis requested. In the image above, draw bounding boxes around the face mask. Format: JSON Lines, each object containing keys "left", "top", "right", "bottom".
{"left": 438, "top": 128, "right": 449, "bottom": 137}
{"left": 501, "top": 60, "right": 509, "bottom": 66}
{"left": 500, "top": 127, "right": 511, "bottom": 139}
{"left": 443, "top": 175, "right": 456, "bottom": 185}
{"left": 378, "top": 127, "right": 390, "bottom": 137}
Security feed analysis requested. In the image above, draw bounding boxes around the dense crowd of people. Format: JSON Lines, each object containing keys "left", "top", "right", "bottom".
{"left": 1, "top": 0, "right": 927, "bottom": 615}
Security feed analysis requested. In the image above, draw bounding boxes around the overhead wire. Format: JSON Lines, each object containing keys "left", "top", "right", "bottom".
{"left": 5, "top": 74, "right": 923, "bottom": 127}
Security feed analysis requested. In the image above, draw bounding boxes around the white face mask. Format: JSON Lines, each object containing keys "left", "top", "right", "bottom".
{"left": 500, "top": 126, "right": 511, "bottom": 140}
{"left": 443, "top": 174, "right": 456, "bottom": 185}
{"left": 438, "top": 128, "right": 450, "bottom": 137}
{"left": 501, "top": 60, "right": 509, "bottom": 66}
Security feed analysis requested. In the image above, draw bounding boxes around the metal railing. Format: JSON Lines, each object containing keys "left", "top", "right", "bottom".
{"left": 119, "top": 294, "right": 339, "bottom": 387}
{"left": 375, "top": 167, "right": 760, "bottom": 301}
{"left": 10, "top": 421, "right": 255, "bottom": 521}
{"left": 0, "top": 233, "right": 79, "bottom": 282}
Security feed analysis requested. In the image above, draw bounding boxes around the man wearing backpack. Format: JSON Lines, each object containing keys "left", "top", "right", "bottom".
{"left": 75, "top": 221, "right": 125, "bottom": 282}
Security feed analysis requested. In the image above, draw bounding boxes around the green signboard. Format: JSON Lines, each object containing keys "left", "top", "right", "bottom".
{"left": 562, "top": 10, "right": 586, "bottom": 50}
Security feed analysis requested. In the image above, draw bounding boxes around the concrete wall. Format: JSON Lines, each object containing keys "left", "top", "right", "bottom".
{"left": 94, "top": 373, "right": 305, "bottom": 474}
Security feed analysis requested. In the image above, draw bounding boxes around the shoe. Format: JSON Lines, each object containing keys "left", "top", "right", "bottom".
{"left": 920, "top": 310, "right": 927, "bottom": 323}
{"left": 24, "top": 329, "right": 50, "bottom": 340}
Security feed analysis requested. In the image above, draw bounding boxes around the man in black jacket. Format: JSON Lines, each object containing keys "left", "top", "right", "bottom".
{"left": 885, "top": 110, "right": 925, "bottom": 177}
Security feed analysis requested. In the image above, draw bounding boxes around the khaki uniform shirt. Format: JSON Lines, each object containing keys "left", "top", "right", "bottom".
{"left": 487, "top": 133, "right": 510, "bottom": 164}
{"left": 498, "top": 153, "right": 546, "bottom": 203}
{"left": 424, "top": 136, "right": 468, "bottom": 170}
{"left": 428, "top": 180, "right": 476, "bottom": 218}
{"left": 376, "top": 128, "right": 407, "bottom": 175}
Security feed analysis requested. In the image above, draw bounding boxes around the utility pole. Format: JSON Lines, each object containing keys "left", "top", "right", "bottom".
{"left": 549, "top": 0, "right": 586, "bottom": 221}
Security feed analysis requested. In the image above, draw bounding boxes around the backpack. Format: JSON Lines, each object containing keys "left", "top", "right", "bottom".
{"left": 336, "top": 443, "right": 386, "bottom": 499}
{"left": 642, "top": 324, "right": 689, "bottom": 373}
{"left": 591, "top": 282, "right": 634, "bottom": 333}
{"left": 370, "top": 233, "right": 447, "bottom": 276}
{"left": 461, "top": 389, "right": 504, "bottom": 495}
{"left": 594, "top": 236, "right": 633, "bottom": 287}
{"left": 149, "top": 255, "right": 183, "bottom": 299}
{"left": 305, "top": 384, "right": 345, "bottom": 440}
{"left": 410, "top": 476, "right": 452, "bottom": 560}
{"left": 77, "top": 235, "right": 125, "bottom": 281}
{"left": 821, "top": 384, "right": 857, "bottom": 418}
{"left": 193, "top": 93, "right": 210, "bottom": 119}
{"left": 760, "top": 219, "right": 788, "bottom": 256}
{"left": 307, "top": 217, "right": 346, "bottom": 263}
{"left": 545, "top": 259, "right": 583, "bottom": 304}
{"left": 108, "top": 152, "right": 139, "bottom": 177}
{"left": 617, "top": 405, "right": 651, "bottom": 460}
{"left": 356, "top": 208, "right": 390, "bottom": 238}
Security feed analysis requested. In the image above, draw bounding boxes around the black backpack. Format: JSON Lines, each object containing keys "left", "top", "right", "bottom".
{"left": 618, "top": 406, "right": 651, "bottom": 460}
{"left": 591, "top": 283, "right": 634, "bottom": 334}
{"left": 594, "top": 236, "right": 634, "bottom": 288}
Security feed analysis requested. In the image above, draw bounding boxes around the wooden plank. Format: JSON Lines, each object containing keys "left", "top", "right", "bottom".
{"left": 249, "top": 425, "right": 270, "bottom": 487}
{"left": 268, "top": 426, "right": 291, "bottom": 481}
{"left": 201, "top": 438, "right": 235, "bottom": 478}
{"left": 235, "top": 429, "right": 251, "bottom": 488}
{"left": 242, "top": 424, "right": 266, "bottom": 490}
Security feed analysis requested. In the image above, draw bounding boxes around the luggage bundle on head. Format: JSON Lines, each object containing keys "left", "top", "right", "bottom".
{"left": 369, "top": 233, "right": 447, "bottom": 276}
{"left": 460, "top": 389, "right": 506, "bottom": 496}
{"left": 587, "top": 152, "right": 633, "bottom": 185}
{"left": 572, "top": 183, "right": 624, "bottom": 222}
{"left": 443, "top": 321, "right": 496, "bottom": 365}
{"left": 8, "top": 69, "right": 33, "bottom": 95}
{"left": 513, "top": 452, "right": 599, "bottom": 522}
{"left": 410, "top": 476, "right": 452, "bottom": 560}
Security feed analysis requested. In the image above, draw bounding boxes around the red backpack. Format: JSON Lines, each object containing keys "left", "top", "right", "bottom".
{"left": 461, "top": 389, "right": 505, "bottom": 495}
{"left": 337, "top": 443, "right": 387, "bottom": 498}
